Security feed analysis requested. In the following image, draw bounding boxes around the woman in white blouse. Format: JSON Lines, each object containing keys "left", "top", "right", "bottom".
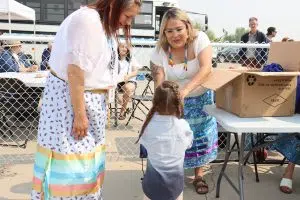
{"left": 117, "top": 43, "right": 141, "bottom": 120}
{"left": 151, "top": 8, "right": 218, "bottom": 195}
{"left": 31, "top": 1, "right": 141, "bottom": 199}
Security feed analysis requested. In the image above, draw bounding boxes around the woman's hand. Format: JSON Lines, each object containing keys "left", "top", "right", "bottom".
{"left": 179, "top": 89, "right": 189, "bottom": 100}
{"left": 150, "top": 62, "right": 165, "bottom": 89}
{"left": 72, "top": 113, "right": 89, "bottom": 140}
{"left": 67, "top": 64, "right": 87, "bottom": 140}
{"left": 20, "top": 65, "right": 39, "bottom": 72}
{"left": 124, "top": 75, "right": 130, "bottom": 82}
{"left": 29, "top": 65, "right": 39, "bottom": 72}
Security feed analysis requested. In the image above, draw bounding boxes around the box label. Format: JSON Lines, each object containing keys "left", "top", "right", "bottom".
{"left": 263, "top": 94, "right": 287, "bottom": 107}
{"left": 257, "top": 79, "right": 293, "bottom": 91}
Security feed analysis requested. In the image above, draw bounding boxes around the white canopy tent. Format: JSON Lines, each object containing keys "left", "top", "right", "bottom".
{"left": 0, "top": 0, "right": 36, "bottom": 34}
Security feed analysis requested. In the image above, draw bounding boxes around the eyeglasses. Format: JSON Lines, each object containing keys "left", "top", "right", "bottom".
{"left": 249, "top": 23, "right": 257, "bottom": 26}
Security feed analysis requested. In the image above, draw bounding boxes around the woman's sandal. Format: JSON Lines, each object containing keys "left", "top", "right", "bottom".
{"left": 280, "top": 178, "right": 293, "bottom": 194}
{"left": 118, "top": 112, "right": 126, "bottom": 120}
{"left": 193, "top": 176, "right": 209, "bottom": 194}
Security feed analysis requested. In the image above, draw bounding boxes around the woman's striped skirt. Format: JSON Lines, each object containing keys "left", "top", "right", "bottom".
{"left": 31, "top": 74, "right": 107, "bottom": 200}
{"left": 184, "top": 90, "right": 218, "bottom": 168}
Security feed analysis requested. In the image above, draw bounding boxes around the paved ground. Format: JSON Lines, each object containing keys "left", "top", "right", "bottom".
{"left": 0, "top": 139, "right": 299, "bottom": 200}
{"left": 0, "top": 68, "right": 299, "bottom": 199}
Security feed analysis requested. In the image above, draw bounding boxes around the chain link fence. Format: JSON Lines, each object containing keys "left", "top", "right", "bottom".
{"left": 0, "top": 35, "right": 271, "bottom": 164}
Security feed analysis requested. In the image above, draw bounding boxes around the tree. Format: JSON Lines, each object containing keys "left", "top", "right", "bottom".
{"left": 222, "top": 27, "right": 248, "bottom": 42}
{"left": 193, "top": 22, "right": 202, "bottom": 31}
{"left": 206, "top": 29, "right": 217, "bottom": 42}
{"left": 234, "top": 27, "right": 247, "bottom": 42}
{"left": 223, "top": 34, "right": 236, "bottom": 42}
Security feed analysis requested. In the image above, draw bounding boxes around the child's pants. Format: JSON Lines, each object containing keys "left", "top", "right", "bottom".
{"left": 143, "top": 192, "right": 183, "bottom": 200}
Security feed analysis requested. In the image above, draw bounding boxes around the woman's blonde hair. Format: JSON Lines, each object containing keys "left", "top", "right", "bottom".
{"left": 157, "top": 8, "right": 197, "bottom": 51}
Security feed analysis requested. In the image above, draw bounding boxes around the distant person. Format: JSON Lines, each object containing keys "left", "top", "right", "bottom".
{"left": 270, "top": 36, "right": 299, "bottom": 195}
{"left": 40, "top": 42, "right": 52, "bottom": 70}
{"left": 239, "top": 17, "right": 268, "bottom": 68}
{"left": 0, "top": 40, "right": 38, "bottom": 73}
{"left": 117, "top": 42, "right": 141, "bottom": 120}
{"left": 271, "top": 133, "right": 300, "bottom": 194}
{"left": 0, "top": 30, "right": 4, "bottom": 53}
{"left": 0, "top": 30, "right": 4, "bottom": 45}
{"left": 266, "top": 27, "right": 277, "bottom": 42}
{"left": 138, "top": 81, "right": 193, "bottom": 200}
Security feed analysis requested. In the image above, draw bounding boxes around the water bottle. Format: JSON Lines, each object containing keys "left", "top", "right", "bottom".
{"left": 137, "top": 73, "right": 145, "bottom": 81}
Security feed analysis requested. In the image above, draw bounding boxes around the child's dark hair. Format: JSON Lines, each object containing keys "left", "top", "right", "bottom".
{"left": 118, "top": 43, "right": 131, "bottom": 62}
{"left": 136, "top": 81, "right": 183, "bottom": 142}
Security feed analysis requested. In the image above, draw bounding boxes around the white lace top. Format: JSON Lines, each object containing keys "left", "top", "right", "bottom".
{"left": 151, "top": 32, "right": 210, "bottom": 97}
{"left": 49, "top": 7, "right": 118, "bottom": 89}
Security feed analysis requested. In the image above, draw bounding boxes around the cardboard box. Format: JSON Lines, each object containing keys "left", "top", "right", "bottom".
{"left": 268, "top": 42, "right": 300, "bottom": 71}
{"left": 203, "top": 69, "right": 299, "bottom": 117}
{"left": 202, "top": 42, "right": 300, "bottom": 117}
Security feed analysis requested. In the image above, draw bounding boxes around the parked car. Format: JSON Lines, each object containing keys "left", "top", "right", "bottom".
{"left": 212, "top": 58, "right": 217, "bottom": 68}
{"left": 212, "top": 48, "right": 218, "bottom": 68}
{"left": 217, "top": 47, "right": 241, "bottom": 63}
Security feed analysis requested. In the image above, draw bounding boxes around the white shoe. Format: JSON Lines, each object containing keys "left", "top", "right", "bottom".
{"left": 279, "top": 178, "right": 293, "bottom": 194}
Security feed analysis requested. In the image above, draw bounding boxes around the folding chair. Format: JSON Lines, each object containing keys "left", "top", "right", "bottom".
{"left": 0, "top": 78, "right": 42, "bottom": 148}
{"left": 108, "top": 89, "right": 119, "bottom": 127}
{"left": 125, "top": 74, "right": 154, "bottom": 126}
{"left": 108, "top": 83, "right": 136, "bottom": 127}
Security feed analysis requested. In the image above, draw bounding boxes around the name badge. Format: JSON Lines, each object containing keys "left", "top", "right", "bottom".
{"left": 107, "top": 88, "right": 115, "bottom": 103}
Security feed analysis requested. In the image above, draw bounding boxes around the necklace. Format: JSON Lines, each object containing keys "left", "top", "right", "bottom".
{"left": 168, "top": 45, "right": 188, "bottom": 71}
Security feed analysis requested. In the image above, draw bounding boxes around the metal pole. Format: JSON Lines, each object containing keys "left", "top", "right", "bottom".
{"left": 33, "top": 19, "right": 36, "bottom": 64}
{"left": 8, "top": 0, "right": 12, "bottom": 34}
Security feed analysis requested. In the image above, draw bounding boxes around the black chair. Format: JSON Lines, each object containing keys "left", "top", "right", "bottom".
{"left": 108, "top": 89, "right": 119, "bottom": 127}
{"left": 108, "top": 83, "right": 136, "bottom": 127}
{"left": 125, "top": 74, "right": 154, "bottom": 126}
{"left": 0, "top": 78, "right": 42, "bottom": 148}
{"left": 243, "top": 133, "right": 287, "bottom": 182}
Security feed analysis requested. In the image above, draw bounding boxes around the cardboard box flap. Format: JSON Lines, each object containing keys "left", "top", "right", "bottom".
{"left": 228, "top": 67, "right": 260, "bottom": 73}
{"left": 268, "top": 42, "right": 300, "bottom": 72}
{"left": 202, "top": 69, "right": 241, "bottom": 90}
{"left": 245, "top": 71, "right": 300, "bottom": 77}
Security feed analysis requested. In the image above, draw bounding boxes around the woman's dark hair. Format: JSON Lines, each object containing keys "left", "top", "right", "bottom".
{"left": 267, "top": 27, "right": 276, "bottom": 36}
{"left": 136, "top": 81, "right": 183, "bottom": 142}
{"left": 89, "top": 0, "right": 141, "bottom": 42}
{"left": 118, "top": 43, "right": 131, "bottom": 62}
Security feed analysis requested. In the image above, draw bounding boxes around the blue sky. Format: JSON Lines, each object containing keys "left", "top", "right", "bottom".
{"left": 178, "top": 0, "right": 300, "bottom": 41}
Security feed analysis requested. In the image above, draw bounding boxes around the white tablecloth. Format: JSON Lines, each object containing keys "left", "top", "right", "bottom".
{"left": 0, "top": 71, "right": 49, "bottom": 88}
{"left": 204, "top": 105, "right": 300, "bottom": 200}
{"left": 204, "top": 105, "right": 300, "bottom": 133}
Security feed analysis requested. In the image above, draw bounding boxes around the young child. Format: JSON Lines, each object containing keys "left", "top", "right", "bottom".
{"left": 137, "top": 81, "right": 194, "bottom": 200}
{"left": 117, "top": 43, "right": 141, "bottom": 120}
